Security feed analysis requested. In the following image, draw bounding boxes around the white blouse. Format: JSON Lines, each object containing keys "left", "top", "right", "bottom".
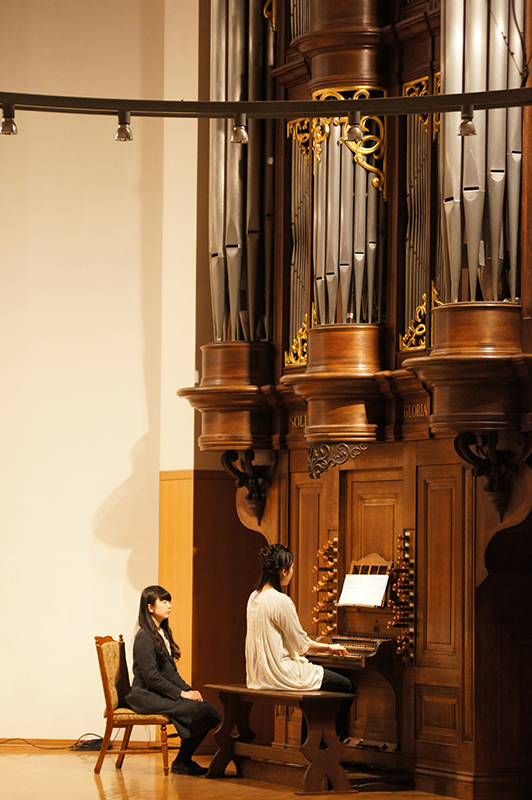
{"left": 245, "top": 589, "right": 324, "bottom": 691}
{"left": 158, "top": 627, "right": 172, "bottom": 655}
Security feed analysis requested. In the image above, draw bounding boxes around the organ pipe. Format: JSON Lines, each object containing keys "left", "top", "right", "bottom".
{"left": 437, "top": 0, "right": 522, "bottom": 306}
{"left": 462, "top": 0, "right": 487, "bottom": 302}
{"left": 209, "top": 0, "right": 227, "bottom": 341}
{"left": 325, "top": 121, "right": 341, "bottom": 324}
{"left": 208, "top": 0, "right": 274, "bottom": 343}
{"left": 507, "top": 0, "right": 525, "bottom": 302}
{"left": 306, "top": 98, "right": 385, "bottom": 328}
{"left": 441, "top": 0, "right": 464, "bottom": 303}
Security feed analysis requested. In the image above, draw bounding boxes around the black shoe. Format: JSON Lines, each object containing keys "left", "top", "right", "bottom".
{"left": 171, "top": 760, "right": 208, "bottom": 776}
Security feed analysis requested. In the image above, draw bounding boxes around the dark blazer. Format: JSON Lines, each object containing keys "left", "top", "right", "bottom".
{"left": 125, "top": 628, "right": 221, "bottom": 739}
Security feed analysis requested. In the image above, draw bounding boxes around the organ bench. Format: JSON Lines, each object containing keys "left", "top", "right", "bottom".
{"left": 205, "top": 684, "right": 356, "bottom": 794}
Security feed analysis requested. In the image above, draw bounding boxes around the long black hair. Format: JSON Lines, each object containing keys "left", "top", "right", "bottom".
{"left": 136, "top": 585, "right": 180, "bottom": 662}
{"left": 255, "top": 544, "right": 294, "bottom": 592}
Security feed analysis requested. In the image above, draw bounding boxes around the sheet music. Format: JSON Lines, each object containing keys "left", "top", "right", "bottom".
{"left": 337, "top": 573, "right": 389, "bottom": 607}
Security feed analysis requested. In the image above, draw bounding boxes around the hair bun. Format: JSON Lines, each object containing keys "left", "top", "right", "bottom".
{"left": 259, "top": 543, "right": 291, "bottom": 573}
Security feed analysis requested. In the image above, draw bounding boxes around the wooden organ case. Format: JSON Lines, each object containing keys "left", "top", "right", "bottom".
{"left": 179, "top": 0, "right": 532, "bottom": 798}
{"left": 310, "top": 547, "right": 411, "bottom": 757}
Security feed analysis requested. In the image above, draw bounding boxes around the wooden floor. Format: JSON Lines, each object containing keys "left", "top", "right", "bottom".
{"left": 1, "top": 745, "right": 451, "bottom": 800}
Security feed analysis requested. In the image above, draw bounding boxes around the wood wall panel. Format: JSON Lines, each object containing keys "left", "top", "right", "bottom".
{"left": 350, "top": 671, "right": 398, "bottom": 744}
{"left": 497, "top": 622, "right": 532, "bottom": 768}
{"left": 415, "top": 685, "right": 461, "bottom": 747}
{"left": 159, "top": 470, "right": 194, "bottom": 683}
{"left": 417, "top": 465, "right": 463, "bottom": 669}
{"left": 345, "top": 472, "right": 403, "bottom": 565}
{"left": 475, "top": 575, "right": 532, "bottom": 776}
{"left": 290, "top": 473, "right": 326, "bottom": 634}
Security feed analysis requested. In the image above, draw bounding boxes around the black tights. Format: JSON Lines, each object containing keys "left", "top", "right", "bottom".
{"left": 301, "top": 669, "right": 354, "bottom": 745}
{"left": 174, "top": 731, "right": 208, "bottom": 764}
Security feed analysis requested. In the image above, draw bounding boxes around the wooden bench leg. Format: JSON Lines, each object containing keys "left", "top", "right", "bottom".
{"left": 207, "top": 692, "right": 255, "bottom": 779}
{"left": 299, "top": 697, "right": 355, "bottom": 794}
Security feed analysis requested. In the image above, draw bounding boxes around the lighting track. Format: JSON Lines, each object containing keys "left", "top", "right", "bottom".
{"left": 1, "top": 87, "right": 531, "bottom": 119}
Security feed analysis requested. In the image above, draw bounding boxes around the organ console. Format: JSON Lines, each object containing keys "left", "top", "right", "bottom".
{"left": 309, "top": 542, "right": 412, "bottom": 699}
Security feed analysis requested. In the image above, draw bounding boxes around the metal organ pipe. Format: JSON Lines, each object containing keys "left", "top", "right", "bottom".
{"left": 405, "top": 115, "right": 414, "bottom": 327}
{"left": 377, "top": 192, "right": 386, "bottom": 323}
{"left": 314, "top": 133, "right": 328, "bottom": 324}
{"left": 442, "top": 0, "right": 464, "bottom": 303}
{"left": 439, "top": 0, "right": 522, "bottom": 304}
{"left": 246, "top": 0, "right": 264, "bottom": 341}
{"left": 224, "top": 0, "right": 247, "bottom": 341}
{"left": 462, "top": 0, "right": 487, "bottom": 302}
{"left": 487, "top": 0, "right": 509, "bottom": 301}
{"left": 507, "top": 0, "right": 525, "bottom": 302}
{"left": 290, "top": 141, "right": 305, "bottom": 344}
{"left": 263, "top": 19, "right": 275, "bottom": 341}
{"left": 406, "top": 110, "right": 428, "bottom": 327}
{"left": 289, "top": 140, "right": 297, "bottom": 344}
{"left": 339, "top": 128, "right": 354, "bottom": 324}
{"left": 209, "top": 0, "right": 227, "bottom": 341}
{"left": 353, "top": 159, "right": 367, "bottom": 324}
{"left": 325, "top": 121, "right": 341, "bottom": 324}
{"left": 208, "top": 0, "right": 273, "bottom": 342}
{"left": 308, "top": 103, "right": 385, "bottom": 328}
{"left": 366, "top": 178, "right": 378, "bottom": 324}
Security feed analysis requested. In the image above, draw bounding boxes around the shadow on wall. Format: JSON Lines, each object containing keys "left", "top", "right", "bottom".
{"left": 92, "top": 433, "right": 160, "bottom": 589}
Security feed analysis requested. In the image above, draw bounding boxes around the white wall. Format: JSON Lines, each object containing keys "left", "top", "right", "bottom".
{"left": 159, "top": 0, "right": 199, "bottom": 471}
{"left": 0, "top": 1, "right": 200, "bottom": 739}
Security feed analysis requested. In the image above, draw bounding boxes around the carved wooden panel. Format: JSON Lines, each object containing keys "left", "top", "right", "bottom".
{"left": 345, "top": 472, "right": 404, "bottom": 565}
{"left": 416, "top": 464, "right": 463, "bottom": 669}
{"left": 415, "top": 684, "right": 461, "bottom": 747}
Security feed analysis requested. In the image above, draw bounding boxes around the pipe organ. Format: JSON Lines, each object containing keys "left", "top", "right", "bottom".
{"left": 180, "top": 1, "right": 532, "bottom": 798}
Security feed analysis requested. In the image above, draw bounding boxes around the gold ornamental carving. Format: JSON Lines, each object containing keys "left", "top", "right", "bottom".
{"left": 287, "top": 117, "right": 311, "bottom": 164}
{"left": 433, "top": 72, "right": 441, "bottom": 140}
{"left": 400, "top": 282, "right": 443, "bottom": 351}
{"left": 403, "top": 77, "right": 429, "bottom": 130}
{"left": 284, "top": 306, "right": 316, "bottom": 367}
{"left": 311, "top": 87, "right": 386, "bottom": 199}
{"left": 263, "top": 0, "right": 276, "bottom": 31}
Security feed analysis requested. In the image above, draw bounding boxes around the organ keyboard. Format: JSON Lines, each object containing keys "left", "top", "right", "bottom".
{"left": 310, "top": 632, "right": 397, "bottom": 670}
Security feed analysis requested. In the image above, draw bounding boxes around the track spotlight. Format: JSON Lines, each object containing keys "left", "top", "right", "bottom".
{"left": 115, "top": 110, "right": 133, "bottom": 141}
{"left": 1, "top": 104, "right": 17, "bottom": 135}
{"left": 458, "top": 105, "right": 476, "bottom": 136}
{"left": 231, "top": 113, "right": 249, "bottom": 144}
{"left": 346, "top": 110, "right": 363, "bottom": 143}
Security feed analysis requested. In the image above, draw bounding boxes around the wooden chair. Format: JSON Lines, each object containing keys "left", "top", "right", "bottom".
{"left": 94, "top": 634, "right": 173, "bottom": 775}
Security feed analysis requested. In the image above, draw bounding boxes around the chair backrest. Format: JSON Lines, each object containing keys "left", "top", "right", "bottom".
{"left": 95, "top": 634, "right": 131, "bottom": 713}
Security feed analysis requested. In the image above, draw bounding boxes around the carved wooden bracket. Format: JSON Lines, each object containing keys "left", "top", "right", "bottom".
{"left": 454, "top": 432, "right": 519, "bottom": 522}
{"left": 221, "top": 449, "right": 275, "bottom": 526}
{"left": 308, "top": 442, "right": 368, "bottom": 479}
